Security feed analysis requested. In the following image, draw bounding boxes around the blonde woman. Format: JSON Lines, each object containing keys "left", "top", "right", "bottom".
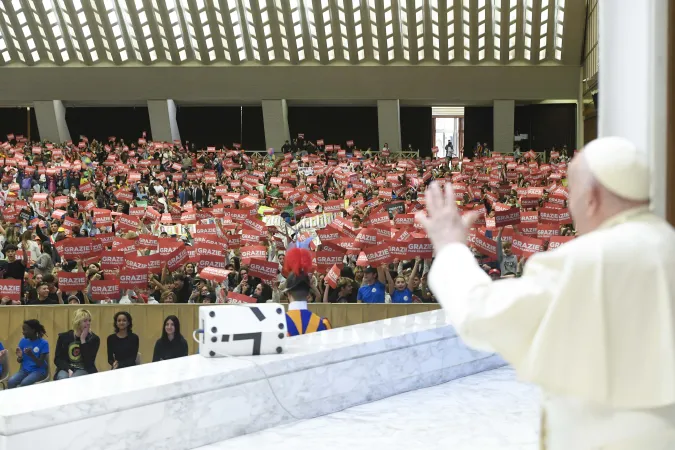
{"left": 54, "top": 309, "right": 100, "bottom": 380}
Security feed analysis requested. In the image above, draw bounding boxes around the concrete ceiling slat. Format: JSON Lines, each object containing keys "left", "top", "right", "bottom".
{"left": 81, "top": 0, "right": 114, "bottom": 65}
{"left": 21, "top": 0, "right": 54, "bottom": 65}
{"left": 177, "top": 0, "right": 204, "bottom": 63}
{"left": 531, "top": 0, "right": 543, "bottom": 62}
{"left": 214, "top": 0, "right": 243, "bottom": 64}
{"left": 265, "top": 0, "right": 289, "bottom": 63}
{"left": 3, "top": 1, "right": 35, "bottom": 66}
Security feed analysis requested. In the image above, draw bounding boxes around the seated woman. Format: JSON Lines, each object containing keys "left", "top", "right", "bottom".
{"left": 107, "top": 311, "right": 140, "bottom": 370}
{"left": 54, "top": 309, "right": 100, "bottom": 380}
{"left": 152, "top": 315, "right": 188, "bottom": 362}
{"left": 8, "top": 319, "right": 49, "bottom": 388}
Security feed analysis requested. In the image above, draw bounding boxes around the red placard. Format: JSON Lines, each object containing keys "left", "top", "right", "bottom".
{"left": 317, "top": 228, "right": 345, "bottom": 243}
{"left": 124, "top": 254, "right": 149, "bottom": 271}
{"left": 116, "top": 214, "right": 140, "bottom": 232}
{"left": 227, "top": 292, "right": 257, "bottom": 304}
{"left": 511, "top": 234, "right": 545, "bottom": 257}
{"left": 57, "top": 272, "right": 87, "bottom": 291}
{"left": 366, "top": 211, "right": 390, "bottom": 227}
{"left": 101, "top": 251, "right": 125, "bottom": 272}
{"left": 315, "top": 251, "right": 344, "bottom": 272}
{"left": 119, "top": 269, "right": 148, "bottom": 290}
{"left": 90, "top": 279, "right": 120, "bottom": 301}
{"left": 243, "top": 215, "right": 267, "bottom": 234}
{"left": 166, "top": 245, "right": 189, "bottom": 271}
{"left": 472, "top": 231, "right": 497, "bottom": 258}
{"left": 365, "top": 243, "right": 392, "bottom": 265}
{"left": 537, "top": 224, "right": 561, "bottom": 240}
{"left": 323, "top": 199, "right": 344, "bottom": 213}
{"left": 0, "top": 279, "right": 21, "bottom": 301}
{"left": 240, "top": 245, "right": 267, "bottom": 261}
{"left": 355, "top": 228, "right": 378, "bottom": 247}
{"left": 325, "top": 264, "right": 340, "bottom": 289}
{"left": 240, "top": 226, "right": 264, "bottom": 244}
{"left": 97, "top": 233, "right": 115, "bottom": 248}
{"left": 247, "top": 259, "right": 279, "bottom": 281}
{"left": 199, "top": 267, "right": 232, "bottom": 283}
{"left": 394, "top": 213, "right": 415, "bottom": 227}
{"left": 405, "top": 237, "right": 434, "bottom": 259}
{"left": 136, "top": 234, "right": 158, "bottom": 251}
{"left": 57, "top": 238, "right": 102, "bottom": 260}
{"left": 494, "top": 208, "right": 521, "bottom": 227}
{"left": 94, "top": 210, "right": 113, "bottom": 227}
{"left": 113, "top": 237, "right": 137, "bottom": 254}
{"left": 547, "top": 235, "right": 575, "bottom": 250}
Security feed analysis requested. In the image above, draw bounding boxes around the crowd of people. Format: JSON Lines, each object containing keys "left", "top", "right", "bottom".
{"left": 0, "top": 133, "right": 575, "bottom": 384}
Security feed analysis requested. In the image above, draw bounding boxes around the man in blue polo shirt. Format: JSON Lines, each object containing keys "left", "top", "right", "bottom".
{"left": 357, "top": 265, "right": 386, "bottom": 304}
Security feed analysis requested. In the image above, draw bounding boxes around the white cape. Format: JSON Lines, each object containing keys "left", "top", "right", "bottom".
{"left": 429, "top": 207, "right": 675, "bottom": 409}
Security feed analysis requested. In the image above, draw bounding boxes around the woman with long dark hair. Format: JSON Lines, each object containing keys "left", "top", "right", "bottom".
{"left": 8, "top": 319, "right": 49, "bottom": 388}
{"left": 152, "top": 315, "right": 188, "bottom": 362}
{"left": 106, "top": 311, "right": 139, "bottom": 370}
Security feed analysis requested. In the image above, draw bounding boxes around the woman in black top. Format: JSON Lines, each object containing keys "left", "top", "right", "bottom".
{"left": 152, "top": 315, "right": 188, "bottom": 362}
{"left": 107, "top": 311, "right": 139, "bottom": 369}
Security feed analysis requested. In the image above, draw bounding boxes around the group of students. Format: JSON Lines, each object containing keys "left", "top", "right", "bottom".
{"left": 0, "top": 309, "right": 188, "bottom": 388}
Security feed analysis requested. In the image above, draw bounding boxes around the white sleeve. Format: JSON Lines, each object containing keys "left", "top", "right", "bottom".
{"left": 429, "top": 243, "right": 559, "bottom": 366}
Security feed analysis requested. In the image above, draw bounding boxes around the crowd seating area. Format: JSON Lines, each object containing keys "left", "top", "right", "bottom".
{"left": 0, "top": 134, "right": 574, "bottom": 387}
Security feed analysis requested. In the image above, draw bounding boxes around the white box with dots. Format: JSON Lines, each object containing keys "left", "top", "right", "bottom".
{"left": 196, "top": 304, "right": 288, "bottom": 357}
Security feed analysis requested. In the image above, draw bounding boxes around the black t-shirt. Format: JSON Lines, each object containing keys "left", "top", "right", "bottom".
{"left": 2, "top": 259, "right": 26, "bottom": 281}
{"left": 26, "top": 292, "right": 60, "bottom": 305}
{"left": 173, "top": 283, "right": 192, "bottom": 303}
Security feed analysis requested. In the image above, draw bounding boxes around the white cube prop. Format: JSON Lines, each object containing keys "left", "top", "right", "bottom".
{"left": 197, "top": 303, "right": 287, "bottom": 357}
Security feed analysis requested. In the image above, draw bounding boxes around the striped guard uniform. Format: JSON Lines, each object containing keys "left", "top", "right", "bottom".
{"left": 286, "top": 309, "right": 331, "bottom": 336}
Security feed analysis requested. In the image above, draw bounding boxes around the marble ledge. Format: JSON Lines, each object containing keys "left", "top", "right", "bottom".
{"left": 0, "top": 308, "right": 506, "bottom": 450}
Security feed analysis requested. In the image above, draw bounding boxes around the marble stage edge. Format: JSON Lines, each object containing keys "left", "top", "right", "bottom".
{"left": 0, "top": 309, "right": 506, "bottom": 450}
{"left": 199, "top": 367, "right": 541, "bottom": 450}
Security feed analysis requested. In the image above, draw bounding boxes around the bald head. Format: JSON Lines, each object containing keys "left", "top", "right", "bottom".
{"left": 567, "top": 139, "right": 650, "bottom": 235}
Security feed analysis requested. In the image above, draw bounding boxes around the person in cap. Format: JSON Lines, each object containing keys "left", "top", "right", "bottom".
{"left": 283, "top": 248, "right": 331, "bottom": 336}
{"left": 418, "top": 137, "right": 675, "bottom": 449}
{"left": 356, "top": 265, "right": 387, "bottom": 304}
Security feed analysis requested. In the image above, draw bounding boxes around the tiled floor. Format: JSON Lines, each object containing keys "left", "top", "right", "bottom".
{"left": 197, "top": 367, "right": 541, "bottom": 450}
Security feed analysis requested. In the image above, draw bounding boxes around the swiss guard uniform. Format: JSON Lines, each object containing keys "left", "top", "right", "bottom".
{"left": 282, "top": 248, "right": 332, "bottom": 337}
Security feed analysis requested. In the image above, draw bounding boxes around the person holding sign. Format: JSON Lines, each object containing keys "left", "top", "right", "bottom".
{"left": 1, "top": 242, "right": 29, "bottom": 298}
{"left": 283, "top": 248, "right": 331, "bottom": 336}
{"left": 496, "top": 228, "right": 519, "bottom": 277}
{"left": 356, "top": 266, "right": 386, "bottom": 304}
{"left": 418, "top": 137, "right": 675, "bottom": 449}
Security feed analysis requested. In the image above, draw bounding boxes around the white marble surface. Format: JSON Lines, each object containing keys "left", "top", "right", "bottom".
{"left": 199, "top": 367, "right": 541, "bottom": 450}
{"left": 0, "top": 309, "right": 506, "bottom": 450}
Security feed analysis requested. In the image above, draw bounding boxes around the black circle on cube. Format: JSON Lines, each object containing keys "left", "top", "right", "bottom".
{"left": 209, "top": 351, "right": 216, "bottom": 357}
{"left": 276, "top": 308, "right": 283, "bottom": 314}
{"left": 278, "top": 333, "right": 284, "bottom": 339}
{"left": 211, "top": 336, "right": 217, "bottom": 343}
{"left": 209, "top": 311, "right": 215, "bottom": 318}
{"left": 278, "top": 323, "right": 284, "bottom": 330}
{"left": 211, "top": 327, "right": 217, "bottom": 333}
{"left": 276, "top": 347, "right": 282, "bottom": 354}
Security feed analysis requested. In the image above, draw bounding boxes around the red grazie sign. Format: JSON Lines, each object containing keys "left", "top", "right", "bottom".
{"left": 0, "top": 279, "right": 21, "bottom": 300}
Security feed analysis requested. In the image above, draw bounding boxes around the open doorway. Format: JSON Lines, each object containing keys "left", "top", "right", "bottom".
{"left": 432, "top": 107, "right": 464, "bottom": 158}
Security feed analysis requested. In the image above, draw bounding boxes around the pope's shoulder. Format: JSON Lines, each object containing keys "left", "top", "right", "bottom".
{"left": 536, "top": 212, "right": 675, "bottom": 264}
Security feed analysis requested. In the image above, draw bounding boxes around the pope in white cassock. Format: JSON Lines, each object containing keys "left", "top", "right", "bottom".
{"left": 419, "top": 137, "right": 675, "bottom": 450}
